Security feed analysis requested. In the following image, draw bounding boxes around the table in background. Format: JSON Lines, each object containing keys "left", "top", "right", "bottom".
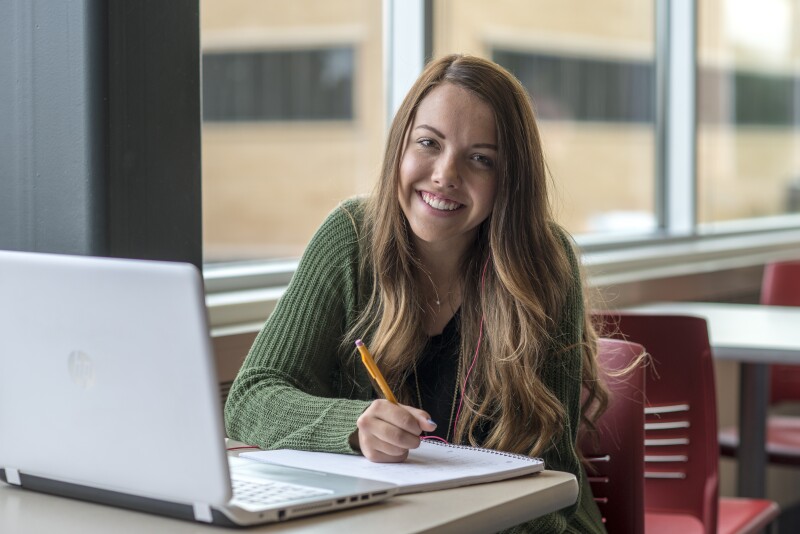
{"left": 625, "top": 301, "right": 800, "bottom": 498}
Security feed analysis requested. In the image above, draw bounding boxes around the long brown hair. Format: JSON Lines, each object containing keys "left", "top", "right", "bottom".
{"left": 343, "top": 54, "right": 607, "bottom": 457}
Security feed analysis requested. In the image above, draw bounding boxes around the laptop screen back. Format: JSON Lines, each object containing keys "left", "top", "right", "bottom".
{"left": 0, "top": 251, "right": 231, "bottom": 506}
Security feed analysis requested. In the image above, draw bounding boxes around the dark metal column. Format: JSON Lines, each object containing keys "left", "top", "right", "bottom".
{"left": 0, "top": 0, "right": 201, "bottom": 269}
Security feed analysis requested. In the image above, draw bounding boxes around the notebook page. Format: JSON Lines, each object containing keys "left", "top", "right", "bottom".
{"left": 241, "top": 440, "right": 543, "bottom": 494}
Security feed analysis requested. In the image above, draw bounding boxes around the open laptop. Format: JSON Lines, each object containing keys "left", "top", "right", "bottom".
{"left": 0, "top": 250, "right": 397, "bottom": 526}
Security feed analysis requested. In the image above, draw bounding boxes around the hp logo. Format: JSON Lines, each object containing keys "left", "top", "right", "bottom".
{"left": 67, "top": 350, "right": 95, "bottom": 389}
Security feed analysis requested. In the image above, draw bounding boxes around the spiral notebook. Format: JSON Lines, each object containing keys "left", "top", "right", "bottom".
{"left": 241, "top": 440, "right": 544, "bottom": 494}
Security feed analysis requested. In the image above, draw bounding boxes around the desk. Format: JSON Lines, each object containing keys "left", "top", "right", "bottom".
{"left": 0, "top": 465, "right": 577, "bottom": 533}
{"left": 625, "top": 301, "right": 800, "bottom": 499}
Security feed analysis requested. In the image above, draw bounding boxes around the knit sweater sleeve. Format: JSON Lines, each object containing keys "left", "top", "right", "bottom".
{"left": 223, "top": 200, "right": 372, "bottom": 454}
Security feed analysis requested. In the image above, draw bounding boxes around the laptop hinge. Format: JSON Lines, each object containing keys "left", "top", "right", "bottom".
{"left": 193, "top": 502, "right": 213, "bottom": 523}
{"left": 5, "top": 468, "right": 21, "bottom": 485}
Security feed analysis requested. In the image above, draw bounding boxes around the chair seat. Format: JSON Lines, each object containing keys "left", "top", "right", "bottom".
{"left": 645, "top": 498, "right": 779, "bottom": 534}
{"left": 645, "top": 511, "right": 705, "bottom": 534}
{"left": 719, "top": 415, "right": 800, "bottom": 465}
{"left": 718, "top": 497, "right": 780, "bottom": 534}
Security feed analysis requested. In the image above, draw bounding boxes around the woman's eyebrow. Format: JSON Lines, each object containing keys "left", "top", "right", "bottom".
{"left": 415, "top": 124, "right": 446, "bottom": 138}
{"left": 473, "top": 143, "right": 498, "bottom": 150}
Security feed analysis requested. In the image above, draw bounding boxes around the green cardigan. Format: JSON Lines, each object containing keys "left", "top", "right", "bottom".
{"left": 224, "top": 199, "right": 606, "bottom": 534}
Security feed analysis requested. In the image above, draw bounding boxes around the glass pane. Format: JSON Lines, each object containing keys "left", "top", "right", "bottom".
{"left": 200, "top": 0, "right": 384, "bottom": 262}
{"left": 697, "top": 0, "right": 800, "bottom": 225}
{"left": 434, "top": 0, "right": 657, "bottom": 236}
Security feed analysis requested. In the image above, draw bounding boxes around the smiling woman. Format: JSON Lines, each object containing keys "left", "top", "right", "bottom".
{"left": 224, "top": 54, "right": 609, "bottom": 534}
{"left": 398, "top": 83, "right": 498, "bottom": 265}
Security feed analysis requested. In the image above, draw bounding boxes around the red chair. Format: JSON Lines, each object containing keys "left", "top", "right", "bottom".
{"left": 595, "top": 312, "right": 779, "bottom": 534}
{"left": 719, "top": 259, "right": 800, "bottom": 465}
{"left": 579, "top": 338, "right": 646, "bottom": 534}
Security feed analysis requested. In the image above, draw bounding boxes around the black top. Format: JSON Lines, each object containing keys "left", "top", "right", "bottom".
{"left": 409, "top": 311, "right": 462, "bottom": 441}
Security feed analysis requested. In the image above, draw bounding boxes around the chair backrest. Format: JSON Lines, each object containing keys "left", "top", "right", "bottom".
{"left": 761, "top": 260, "right": 800, "bottom": 404}
{"left": 595, "top": 312, "right": 720, "bottom": 534}
{"left": 761, "top": 260, "right": 800, "bottom": 306}
{"left": 579, "top": 338, "right": 646, "bottom": 534}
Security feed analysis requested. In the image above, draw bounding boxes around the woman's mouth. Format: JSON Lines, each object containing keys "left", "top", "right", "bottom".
{"left": 419, "top": 191, "right": 463, "bottom": 211}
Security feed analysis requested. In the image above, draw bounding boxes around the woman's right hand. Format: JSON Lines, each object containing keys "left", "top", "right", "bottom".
{"left": 351, "top": 400, "right": 437, "bottom": 462}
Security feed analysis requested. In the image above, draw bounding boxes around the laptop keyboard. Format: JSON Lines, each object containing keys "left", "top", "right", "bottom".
{"left": 231, "top": 477, "right": 333, "bottom": 506}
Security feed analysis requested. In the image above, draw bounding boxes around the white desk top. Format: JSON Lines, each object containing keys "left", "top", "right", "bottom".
{"left": 0, "top": 469, "right": 577, "bottom": 534}
{"left": 626, "top": 302, "right": 800, "bottom": 364}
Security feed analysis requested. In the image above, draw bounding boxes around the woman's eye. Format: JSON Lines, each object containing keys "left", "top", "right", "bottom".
{"left": 472, "top": 154, "right": 494, "bottom": 168}
{"left": 417, "top": 138, "right": 437, "bottom": 149}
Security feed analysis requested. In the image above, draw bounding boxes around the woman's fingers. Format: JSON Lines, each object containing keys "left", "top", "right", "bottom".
{"left": 404, "top": 405, "right": 438, "bottom": 433}
{"left": 356, "top": 400, "right": 437, "bottom": 462}
{"left": 358, "top": 429, "right": 411, "bottom": 462}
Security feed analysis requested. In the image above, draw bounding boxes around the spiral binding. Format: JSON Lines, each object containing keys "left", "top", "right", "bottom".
{"left": 422, "top": 438, "right": 544, "bottom": 464}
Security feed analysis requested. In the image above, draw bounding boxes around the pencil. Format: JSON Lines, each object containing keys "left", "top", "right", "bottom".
{"left": 355, "top": 339, "right": 398, "bottom": 404}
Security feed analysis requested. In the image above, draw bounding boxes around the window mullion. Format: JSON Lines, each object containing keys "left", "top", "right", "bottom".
{"left": 383, "top": 0, "right": 428, "bottom": 124}
{"left": 657, "top": 0, "right": 697, "bottom": 236}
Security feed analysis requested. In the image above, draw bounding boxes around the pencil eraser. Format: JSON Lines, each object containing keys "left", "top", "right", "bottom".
{"left": 355, "top": 339, "right": 363, "bottom": 347}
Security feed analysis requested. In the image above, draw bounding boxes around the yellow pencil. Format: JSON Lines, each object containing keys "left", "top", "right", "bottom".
{"left": 355, "top": 339, "right": 398, "bottom": 404}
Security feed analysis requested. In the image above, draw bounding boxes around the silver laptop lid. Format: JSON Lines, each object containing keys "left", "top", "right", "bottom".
{"left": 0, "top": 250, "right": 231, "bottom": 506}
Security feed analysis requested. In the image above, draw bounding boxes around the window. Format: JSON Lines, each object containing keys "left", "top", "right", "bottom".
{"left": 201, "top": 0, "right": 800, "bottom": 331}
{"left": 697, "top": 0, "right": 800, "bottom": 224}
{"left": 699, "top": 68, "right": 800, "bottom": 127}
{"left": 200, "top": 0, "right": 384, "bottom": 263}
{"left": 493, "top": 50, "right": 655, "bottom": 123}
{"left": 202, "top": 47, "right": 355, "bottom": 122}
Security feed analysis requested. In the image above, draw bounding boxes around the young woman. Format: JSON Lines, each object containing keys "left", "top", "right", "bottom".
{"left": 225, "top": 54, "right": 608, "bottom": 533}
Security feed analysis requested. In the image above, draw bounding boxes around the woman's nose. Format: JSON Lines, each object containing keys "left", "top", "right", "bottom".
{"left": 431, "top": 152, "right": 460, "bottom": 188}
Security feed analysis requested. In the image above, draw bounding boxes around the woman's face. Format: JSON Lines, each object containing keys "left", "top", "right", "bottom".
{"left": 398, "top": 83, "right": 498, "bottom": 253}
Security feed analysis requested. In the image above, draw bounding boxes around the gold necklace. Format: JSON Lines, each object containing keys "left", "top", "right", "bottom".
{"left": 413, "top": 358, "right": 463, "bottom": 443}
{"left": 423, "top": 271, "right": 457, "bottom": 311}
